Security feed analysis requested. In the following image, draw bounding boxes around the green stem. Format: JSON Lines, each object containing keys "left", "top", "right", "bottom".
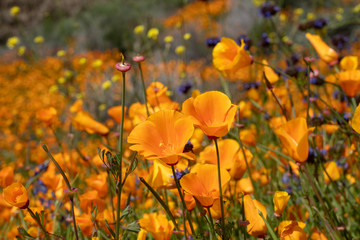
{"left": 219, "top": 74, "right": 231, "bottom": 99}
{"left": 207, "top": 208, "right": 216, "bottom": 239}
{"left": 214, "top": 139, "right": 225, "bottom": 239}
{"left": 137, "top": 62, "right": 150, "bottom": 117}
{"left": 237, "top": 137, "right": 257, "bottom": 199}
{"left": 27, "top": 208, "right": 50, "bottom": 240}
{"left": 115, "top": 71, "right": 127, "bottom": 240}
{"left": 258, "top": 211, "right": 278, "bottom": 240}
{"left": 171, "top": 165, "right": 195, "bottom": 237}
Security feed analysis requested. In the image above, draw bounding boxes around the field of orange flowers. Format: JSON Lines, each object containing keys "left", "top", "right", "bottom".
{"left": 1, "top": 0, "right": 360, "bottom": 239}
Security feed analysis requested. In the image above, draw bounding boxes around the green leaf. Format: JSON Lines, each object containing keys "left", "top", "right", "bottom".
{"left": 121, "top": 221, "right": 140, "bottom": 233}
{"left": 17, "top": 227, "right": 36, "bottom": 239}
{"left": 105, "top": 219, "right": 116, "bottom": 238}
{"left": 120, "top": 205, "right": 133, "bottom": 220}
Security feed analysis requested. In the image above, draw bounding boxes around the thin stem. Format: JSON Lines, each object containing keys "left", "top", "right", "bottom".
{"left": 258, "top": 211, "right": 278, "bottom": 240}
{"left": 214, "top": 139, "right": 225, "bottom": 239}
{"left": 27, "top": 207, "right": 50, "bottom": 240}
{"left": 305, "top": 62, "right": 311, "bottom": 124}
{"left": 41, "top": 144, "right": 79, "bottom": 240}
{"left": 137, "top": 62, "right": 150, "bottom": 117}
{"left": 207, "top": 208, "right": 216, "bottom": 239}
{"left": 70, "top": 198, "right": 79, "bottom": 240}
{"left": 238, "top": 137, "right": 257, "bottom": 199}
{"left": 115, "top": 71, "right": 127, "bottom": 240}
{"left": 171, "top": 165, "right": 195, "bottom": 237}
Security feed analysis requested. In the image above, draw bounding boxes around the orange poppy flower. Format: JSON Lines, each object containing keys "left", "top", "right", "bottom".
{"left": 305, "top": 33, "right": 338, "bottom": 64}
{"left": 199, "top": 138, "right": 239, "bottom": 170}
{"left": 36, "top": 107, "right": 57, "bottom": 126}
{"left": 273, "top": 191, "right": 290, "bottom": 217}
{"left": 146, "top": 81, "right": 173, "bottom": 107}
{"left": 182, "top": 91, "right": 237, "bottom": 139}
{"left": 278, "top": 221, "right": 306, "bottom": 240}
{"left": 340, "top": 56, "right": 358, "bottom": 71}
{"left": 107, "top": 105, "right": 127, "bottom": 124}
{"left": 127, "top": 110, "right": 194, "bottom": 165}
{"left": 3, "top": 182, "right": 29, "bottom": 209}
{"left": 79, "top": 190, "right": 106, "bottom": 213}
{"left": 146, "top": 159, "right": 188, "bottom": 189}
{"left": 77, "top": 213, "right": 93, "bottom": 237}
{"left": 180, "top": 164, "right": 231, "bottom": 207}
{"left": 275, "top": 117, "right": 314, "bottom": 163}
{"left": 243, "top": 194, "right": 267, "bottom": 237}
{"left": 138, "top": 212, "right": 174, "bottom": 240}
{"left": 212, "top": 37, "right": 252, "bottom": 81}
{"left": 85, "top": 172, "right": 108, "bottom": 197}
{"left": 262, "top": 59, "right": 279, "bottom": 84}
{"left": 229, "top": 148, "right": 253, "bottom": 181}
{"left": 352, "top": 103, "right": 360, "bottom": 133}
{"left": 336, "top": 70, "right": 360, "bottom": 97}
{"left": 72, "top": 111, "right": 109, "bottom": 136}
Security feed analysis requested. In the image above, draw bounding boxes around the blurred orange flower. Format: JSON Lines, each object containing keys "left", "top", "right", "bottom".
{"left": 3, "top": 182, "right": 29, "bottom": 209}
{"left": 107, "top": 105, "right": 127, "bottom": 124}
{"left": 36, "top": 107, "right": 57, "bottom": 126}
{"left": 275, "top": 117, "right": 314, "bottom": 163}
{"left": 182, "top": 91, "right": 237, "bottom": 139}
{"left": 212, "top": 37, "right": 252, "bottom": 81}
{"left": 323, "top": 161, "right": 342, "bottom": 184}
{"left": 180, "top": 164, "right": 230, "bottom": 207}
{"left": 305, "top": 33, "right": 338, "bottom": 64}
{"left": 0, "top": 166, "right": 14, "bottom": 188}
{"left": 72, "top": 111, "right": 109, "bottom": 136}
{"left": 127, "top": 110, "right": 194, "bottom": 165}
{"left": 138, "top": 212, "right": 174, "bottom": 240}
{"left": 85, "top": 172, "right": 108, "bottom": 197}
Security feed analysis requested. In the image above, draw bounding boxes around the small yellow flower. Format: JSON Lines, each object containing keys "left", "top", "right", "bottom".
{"left": 57, "top": 50, "right": 66, "bottom": 57}
{"left": 102, "top": 80, "right": 112, "bottom": 90}
{"left": 98, "top": 104, "right": 107, "bottom": 111}
{"left": 353, "top": 4, "right": 360, "bottom": 13}
{"left": 10, "top": 6, "right": 20, "bottom": 17}
{"left": 64, "top": 70, "right": 73, "bottom": 78}
{"left": 79, "top": 57, "right": 87, "bottom": 65}
{"left": 34, "top": 36, "right": 44, "bottom": 44}
{"left": 147, "top": 28, "right": 159, "bottom": 40}
{"left": 183, "top": 33, "right": 191, "bottom": 40}
{"left": 282, "top": 36, "right": 290, "bottom": 43}
{"left": 111, "top": 75, "right": 120, "bottom": 82}
{"left": 253, "top": 0, "right": 265, "bottom": 7}
{"left": 17, "top": 46, "right": 26, "bottom": 56}
{"left": 307, "top": 13, "right": 315, "bottom": 20}
{"left": 164, "top": 35, "right": 174, "bottom": 43}
{"left": 49, "top": 85, "right": 58, "bottom": 93}
{"left": 294, "top": 8, "right": 303, "bottom": 16}
{"left": 92, "top": 59, "right": 103, "bottom": 68}
{"left": 6, "top": 37, "right": 19, "bottom": 49}
{"left": 58, "top": 77, "right": 66, "bottom": 84}
{"left": 175, "top": 45, "right": 186, "bottom": 55}
{"left": 279, "top": 13, "right": 287, "bottom": 22}
{"left": 335, "top": 14, "right": 342, "bottom": 21}
{"left": 337, "top": 8, "right": 344, "bottom": 13}
{"left": 76, "top": 93, "right": 83, "bottom": 99}
{"left": 134, "top": 25, "right": 145, "bottom": 35}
